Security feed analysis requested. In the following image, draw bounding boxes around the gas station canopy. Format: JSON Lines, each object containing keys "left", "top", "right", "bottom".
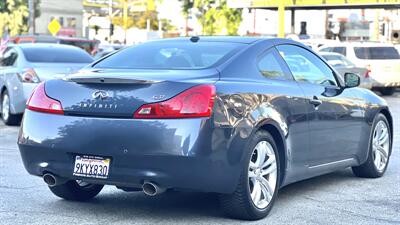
{"left": 227, "top": 0, "right": 400, "bottom": 9}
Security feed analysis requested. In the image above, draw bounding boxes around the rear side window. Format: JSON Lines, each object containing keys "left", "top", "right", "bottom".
{"left": 354, "top": 47, "right": 400, "bottom": 60}
{"left": 93, "top": 41, "right": 245, "bottom": 69}
{"left": 258, "top": 49, "right": 291, "bottom": 80}
{"left": 21, "top": 47, "right": 93, "bottom": 63}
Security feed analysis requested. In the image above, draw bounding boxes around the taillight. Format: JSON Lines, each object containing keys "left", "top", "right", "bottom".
{"left": 18, "top": 68, "right": 40, "bottom": 83}
{"left": 134, "top": 84, "right": 215, "bottom": 119}
{"left": 26, "top": 82, "right": 64, "bottom": 114}
{"left": 365, "top": 65, "right": 371, "bottom": 78}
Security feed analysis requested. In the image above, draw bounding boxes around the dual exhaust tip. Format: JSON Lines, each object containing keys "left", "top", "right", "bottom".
{"left": 43, "top": 173, "right": 165, "bottom": 196}
{"left": 43, "top": 173, "right": 66, "bottom": 187}
{"left": 142, "top": 181, "right": 166, "bottom": 196}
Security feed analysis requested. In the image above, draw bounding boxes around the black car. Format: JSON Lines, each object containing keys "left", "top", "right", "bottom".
{"left": 18, "top": 37, "right": 393, "bottom": 220}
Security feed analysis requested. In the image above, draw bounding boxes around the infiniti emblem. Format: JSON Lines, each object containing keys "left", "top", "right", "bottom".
{"left": 92, "top": 90, "right": 109, "bottom": 100}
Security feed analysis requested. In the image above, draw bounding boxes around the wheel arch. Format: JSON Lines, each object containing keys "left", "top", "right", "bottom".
{"left": 0, "top": 85, "right": 6, "bottom": 96}
{"left": 379, "top": 108, "right": 393, "bottom": 149}
{"left": 256, "top": 120, "right": 287, "bottom": 188}
{"left": 0, "top": 85, "right": 7, "bottom": 109}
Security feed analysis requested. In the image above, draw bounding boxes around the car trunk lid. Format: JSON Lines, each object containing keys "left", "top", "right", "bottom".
{"left": 44, "top": 69, "right": 218, "bottom": 118}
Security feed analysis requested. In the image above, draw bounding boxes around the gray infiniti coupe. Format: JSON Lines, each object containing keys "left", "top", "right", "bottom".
{"left": 18, "top": 37, "right": 393, "bottom": 220}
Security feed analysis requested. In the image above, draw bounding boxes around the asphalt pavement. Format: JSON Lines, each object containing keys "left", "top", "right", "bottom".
{"left": 0, "top": 93, "right": 399, "bottom": 225}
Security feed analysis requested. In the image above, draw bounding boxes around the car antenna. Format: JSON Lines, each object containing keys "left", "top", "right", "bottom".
{"left": 190, "top": 36, "right": 200, "bottom": 43}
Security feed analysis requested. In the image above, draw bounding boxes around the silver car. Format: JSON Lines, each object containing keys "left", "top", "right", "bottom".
{"left": 319, "top": 52, "right": 372, "bottom": 89}
{"left": 0, "top": 43, "right": 93, "bottom": 125}
{"left": 319, "top": 42, "right": 400, "bottom": 95}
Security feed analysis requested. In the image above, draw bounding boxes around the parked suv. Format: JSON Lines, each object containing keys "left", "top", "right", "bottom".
{"left": 319, "top": 42, "right": 400, "bottom": 95}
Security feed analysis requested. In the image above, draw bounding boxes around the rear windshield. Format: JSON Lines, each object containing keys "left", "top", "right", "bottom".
{"left": 93, "top": 41, "right": 245, "bottom": 69}
{"left": 354, "top": 47, "right": 400, "bottom": 60}
{"left": 21, "top": 47, "right": 94, "bottom": 63}
{"left": 59, "top": 40, "right": 98, "bottom": 54}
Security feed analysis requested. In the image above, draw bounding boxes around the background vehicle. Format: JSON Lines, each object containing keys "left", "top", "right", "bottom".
{"left": 11, "top": 35, "right": 100, "bottom": 55}
{"left": 0, "top": 43, "right": 93, "bottom": 125}
{"left": 299, "top": 39, "right": 339, "bottom": 51}
{"left": 319, "top": 42, "right": 400, "bottom": 95}
{"left": 18, "top": 37, "right": 393, "bottom": 220}
{"left": 93, "top": 44, "right": 125, "bottom": 60}
{"left": 319, "top": 52, "right": 371, "bottom": 89}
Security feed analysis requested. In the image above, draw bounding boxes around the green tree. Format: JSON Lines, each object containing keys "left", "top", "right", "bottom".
{"left": 0, "top": 0, "right": 29, "bottom": 36}
{"left": 194, "top": 0, "right": 242, "bottom": 35}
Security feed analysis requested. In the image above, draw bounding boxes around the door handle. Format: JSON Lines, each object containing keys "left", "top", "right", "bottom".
{"left": 309, "top": 96, "right": 322, "bottom": 107}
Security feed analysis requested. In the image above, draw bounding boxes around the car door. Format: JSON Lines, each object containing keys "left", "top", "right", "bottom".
{"left": 276, "top": 44, "right": 363, "bottom": 166}
{"left": 254, "top": 47, "right": 311, "bottom": 182}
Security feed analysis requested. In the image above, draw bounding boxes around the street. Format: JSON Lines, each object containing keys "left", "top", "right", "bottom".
{"left": 0, "top": 93, "right": 399, "bottom": 225}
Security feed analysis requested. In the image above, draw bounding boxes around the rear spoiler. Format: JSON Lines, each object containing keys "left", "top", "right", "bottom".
{"left": 64, "top": 76, "right": 162, "bottom": 84}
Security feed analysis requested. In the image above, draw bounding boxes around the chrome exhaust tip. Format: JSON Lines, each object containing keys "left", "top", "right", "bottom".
{"left": 43, "top": 173, "right": 66, "bottom": 187}
{"left": 43, "top": 173, "right": 57, "bottom": 187}
{"left": 142, "top": 181, "right": 165, "bottom": 196}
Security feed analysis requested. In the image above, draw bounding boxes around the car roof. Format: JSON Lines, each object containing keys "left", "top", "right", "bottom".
{"left": 320, "top": 42, "right": 395, "bottom": 48}
{"left": 149, "top": 36, "right": 267, "bottom": 44}
{"left": 319, "top": 52, "right": 344, "bottom": 56}
{"left": 16, "top": 43, "right": 84, "bottom": 51}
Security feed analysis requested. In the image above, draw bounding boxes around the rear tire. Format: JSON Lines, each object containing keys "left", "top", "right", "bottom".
{"left": 219, "top": 130, "right": 280, "bottom": 220}
{"left": 48, "top": 180, "right": 103, "bottom": 201}
{"left": 1, "top": 90, "right": 21, "bottom": 125}
{"left": 352, "top": 113, "right": 391, "bottom": 178}
{"left": 379, "top": 87, "right": 395, "bottom": 96}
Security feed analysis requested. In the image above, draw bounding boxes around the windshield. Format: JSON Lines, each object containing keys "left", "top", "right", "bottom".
{"left": 354, "top": 47, "right": 400, "bottom": 60}
{"left": 21, "top": 46, "right": 93, "bottom": 63}
{"left": 93, "top": 41, "right": 245, "bottom": 69}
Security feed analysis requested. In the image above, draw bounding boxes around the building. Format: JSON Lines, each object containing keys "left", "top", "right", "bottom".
{"left": 34, "top": 0, "right": 83, "bottom": 37}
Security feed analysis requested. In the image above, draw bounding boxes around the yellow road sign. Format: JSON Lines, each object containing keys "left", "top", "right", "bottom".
{"left": 48, "top": 19, "right": 61, "bottom": 36}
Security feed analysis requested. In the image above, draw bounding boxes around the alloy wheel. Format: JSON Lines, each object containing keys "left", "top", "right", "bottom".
{"left": 372, "top": 120, "right": 390, "bottom": 172}
{"left": 248, "top": 141, "right": 277, "bottom": 209}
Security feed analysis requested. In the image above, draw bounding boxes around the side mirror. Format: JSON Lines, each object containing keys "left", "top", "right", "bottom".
{"left": 344, "top": 72, "right": 360, "bottom": 88}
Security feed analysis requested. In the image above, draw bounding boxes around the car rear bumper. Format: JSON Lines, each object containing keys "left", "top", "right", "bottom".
{"left": 18, "top": 110, "right": 242, "bottom": 194}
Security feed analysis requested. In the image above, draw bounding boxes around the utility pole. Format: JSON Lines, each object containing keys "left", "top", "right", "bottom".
{"left": 278, "top": 0, "right": 285, "bottom": 38}
{"left": 28, "top": 0, "right": 35, "bottom": 34}
{"left": 253, "top": 8, "right": 256, "bottom": 35}
{"left": 123, "top": 0, "right": 128, "bottom": 44}
{"left": 109, "top": 0, "right": 113, "bottom": 43}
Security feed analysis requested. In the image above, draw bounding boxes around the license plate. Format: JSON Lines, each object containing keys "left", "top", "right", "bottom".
{"left": 73, "top": 155, "right": 110, "bottom": 179}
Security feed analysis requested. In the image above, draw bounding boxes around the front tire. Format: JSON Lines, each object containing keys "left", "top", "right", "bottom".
{"left": 220, "top": 130, "right": 280, "bottom": 220}
{"left": 48, "top": 180, "right": 103, "bottom": 201}
{"left": 352, "top": 113, "right": 391, "bottom": 178}
{"left": 1, "top": 90, "right": 21, "bottom": 125}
